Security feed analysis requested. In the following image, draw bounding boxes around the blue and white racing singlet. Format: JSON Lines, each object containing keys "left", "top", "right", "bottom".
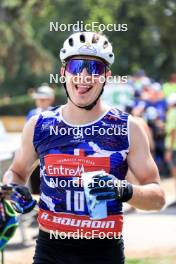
{"left": 33, "top": 106, "right": 130, "bottom": 237}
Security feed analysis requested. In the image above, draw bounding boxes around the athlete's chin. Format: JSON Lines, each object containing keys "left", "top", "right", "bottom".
{"left": 72, "top": 93, "right": 95, "bottom": 105}
{"left": 72, "top": 99, "right": 93, "bottom": 108}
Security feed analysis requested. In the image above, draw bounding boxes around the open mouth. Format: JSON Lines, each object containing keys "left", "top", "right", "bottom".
{"left": 75, "top": 84, "right": 93, "bottom": 94}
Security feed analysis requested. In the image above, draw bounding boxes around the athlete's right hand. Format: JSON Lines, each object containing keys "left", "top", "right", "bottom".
{"left": 88, "top": 173, "right": 133, "bottom": 202}
{"left": 10, "top": 184, "right": 36, "bottom": 214}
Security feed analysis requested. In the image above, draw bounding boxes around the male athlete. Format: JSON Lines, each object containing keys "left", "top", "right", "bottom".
{"left": 3, "top": 31, "right": 165, "bottom": 264}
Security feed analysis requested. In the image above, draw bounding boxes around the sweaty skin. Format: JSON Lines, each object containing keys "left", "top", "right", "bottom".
{"left": 3, "top": 116, "right": 38, "bottom": 185}
{"left": 3, "top": 56, "right": 165, "bottom": 216}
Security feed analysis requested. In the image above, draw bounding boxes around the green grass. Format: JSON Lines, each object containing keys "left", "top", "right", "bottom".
{"left": 126, "top": 256, "right": 176, "bottom": 264}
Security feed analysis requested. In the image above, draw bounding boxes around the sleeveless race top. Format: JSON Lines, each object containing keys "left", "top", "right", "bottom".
{"left": 33, "top": 106, "right": 130, "bottom": 237}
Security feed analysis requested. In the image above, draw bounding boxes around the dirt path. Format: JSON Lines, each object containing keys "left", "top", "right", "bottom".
{"left": 3, "top": 208, "right": 176, "bottom": 264}
{"left": 124, "top": 212, "right": 176, "bottom": 258}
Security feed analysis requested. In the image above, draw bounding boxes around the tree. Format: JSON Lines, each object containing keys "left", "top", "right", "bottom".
{"left": 0, "top": 0, "right": 176, "bottom": 97}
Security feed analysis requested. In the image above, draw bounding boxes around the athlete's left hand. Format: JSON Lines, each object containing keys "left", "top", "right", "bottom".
{"left": 88, "top": 173, "right": 133, "bottom": 202}
{"left": 10, "top": 185, "right": 36, "bottom": 214}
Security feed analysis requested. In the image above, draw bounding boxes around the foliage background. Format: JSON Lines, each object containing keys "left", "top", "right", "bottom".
{"left": 0, "top": 0, "right": 176, "bottom": 112}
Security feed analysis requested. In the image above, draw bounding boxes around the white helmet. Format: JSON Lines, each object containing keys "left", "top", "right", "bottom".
{"left": 32, "top": 83, "right": 55, "bottom": 99}
{"left": 151, "top": 82, "right": 161, "bottom": 92}
{"left": 60, "top": 31, "right": 114, "bottom": 65}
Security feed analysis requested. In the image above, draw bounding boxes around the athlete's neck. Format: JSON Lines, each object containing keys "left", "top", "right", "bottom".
{"left": 61, "top": 100, "right": 109, "bottom": 125}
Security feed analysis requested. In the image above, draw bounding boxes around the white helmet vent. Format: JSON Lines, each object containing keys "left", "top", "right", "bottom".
{"left": 103, "top": 40, "right": 108, "bottom": 49}
{"left": 80, "top": 34, "right": 85, "bottom": 43}
{"left": 92, "top": 34, "right": 99, "bottom": 43}
{"left": 68, "top": 38, "right": 74, "bottom": 46}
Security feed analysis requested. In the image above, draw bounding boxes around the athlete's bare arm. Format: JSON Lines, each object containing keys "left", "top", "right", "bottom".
{"left": 127, "top": 116, "right": 165, "bottom": 210}
{"left": 3, "top": 116, "right": 39, "bottom": 185}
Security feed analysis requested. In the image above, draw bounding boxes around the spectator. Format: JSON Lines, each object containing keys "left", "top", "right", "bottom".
{"left": 146, "top": 82, "right": 167, "bottom": 121}
{"left": 132, "top": 69, "right": 151, "bottom": 98}
{"left": 135, "top": 82, "right": 167, "bottom": 121}
{"left": 163, "top": 73, "right": 176, "bottom": 97}
{"left": 26, "top": 83, "right": 55, "bottom": 194}
{"left": 165, "top": 93, "right": 176, "bottom": 181}
{"left": 145, "top": 107, "right": 166, "bottom": 175}
{"left": 26, "top": 83, "right": 55, "bottom": 121}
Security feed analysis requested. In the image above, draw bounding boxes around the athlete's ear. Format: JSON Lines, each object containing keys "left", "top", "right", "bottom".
{"left": 105, "top": 70, "right": 111, "bottom": 85}
{"left": 60, "top": 67, "right": 65, "bottom": 76}
{"left": 105, "top": 70, "right": 111, "bottom": 78}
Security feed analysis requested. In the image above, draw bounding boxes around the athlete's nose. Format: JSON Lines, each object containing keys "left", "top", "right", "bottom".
{"left": 77, "top": 68, "right": 92, "bottom": 84}
{"left": 79, "top": 68, "right": 90, "bottom": 76}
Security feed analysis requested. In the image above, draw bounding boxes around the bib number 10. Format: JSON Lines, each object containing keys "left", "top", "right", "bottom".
{"left": 66, "top": 190, "right": 85, "bottom": 212}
